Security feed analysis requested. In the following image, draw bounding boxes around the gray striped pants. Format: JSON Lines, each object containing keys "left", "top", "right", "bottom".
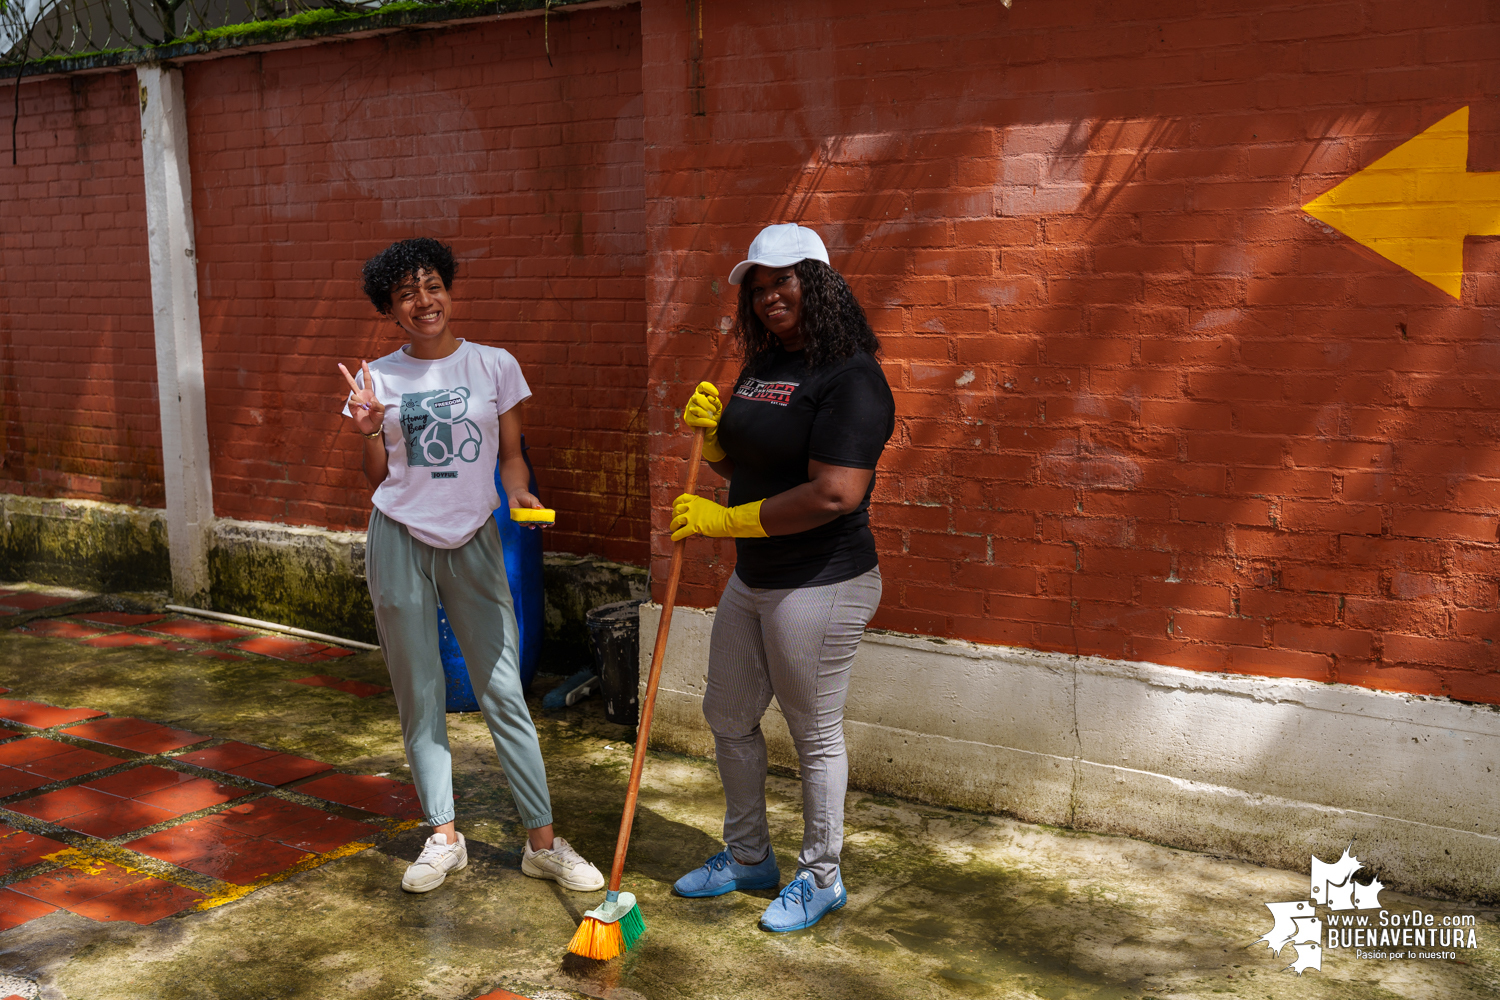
{"left": 702, "top": 567, "right": 882, "bottom": 888}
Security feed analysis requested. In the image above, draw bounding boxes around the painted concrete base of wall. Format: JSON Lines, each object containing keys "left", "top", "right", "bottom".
{"left": 0, "top": 495, "right": 171, "bottom": 593}
{"left": 0, "top": 496, "right": 645, "bottom": 660}
{"left": 209, "top": 517, "right": 374, "bottom": 642}
{"left": 641, "top": 604, "right": 1500, "bottom": 902}
{"left": 211, "top": 520, "right": 648, "bottom": 651}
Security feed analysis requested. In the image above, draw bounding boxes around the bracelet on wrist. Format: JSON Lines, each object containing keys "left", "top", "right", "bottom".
{"left": 363, "top": 428, "right": 383, "bottom": 440}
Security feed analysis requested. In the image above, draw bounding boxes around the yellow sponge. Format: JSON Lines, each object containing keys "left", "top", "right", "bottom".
{"left": 510, "top": 507, "right": 556, "bottom": 524}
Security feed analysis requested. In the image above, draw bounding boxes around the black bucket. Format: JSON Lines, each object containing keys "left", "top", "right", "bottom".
{"left": 587, "top": 599, "right": 642, "bottom": 726}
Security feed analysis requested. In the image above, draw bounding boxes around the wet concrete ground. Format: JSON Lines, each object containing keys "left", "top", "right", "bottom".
{"left": 0, "top": 586, "right": 1495, "bottom": 1000}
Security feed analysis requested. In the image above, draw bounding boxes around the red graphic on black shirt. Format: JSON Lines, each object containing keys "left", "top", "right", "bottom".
{"left": 735, "top": 378, "right": 799, "bottom": 406}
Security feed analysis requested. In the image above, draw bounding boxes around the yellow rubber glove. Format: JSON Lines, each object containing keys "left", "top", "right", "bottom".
{"left": 682, "top": 381, "right": 727, "bottom": 463}
{"left": 670, "top": 494, "right": 768, "bottom": 542}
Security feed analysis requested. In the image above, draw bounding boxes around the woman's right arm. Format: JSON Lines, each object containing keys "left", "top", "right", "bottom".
{"left": 340, "top": 360, "right": 390, "bottom": 490}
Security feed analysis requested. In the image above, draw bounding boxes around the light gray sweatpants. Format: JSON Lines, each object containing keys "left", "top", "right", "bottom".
{"left": 365, "top": 508, "right": 553, "bottom": 830}
{"left": 702, "top": 567, "right": 882, "bottom": 888}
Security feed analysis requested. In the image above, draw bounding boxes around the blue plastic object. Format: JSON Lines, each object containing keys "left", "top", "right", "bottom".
{"left": 439, "top": 436, "right": 544, "bottom": 712}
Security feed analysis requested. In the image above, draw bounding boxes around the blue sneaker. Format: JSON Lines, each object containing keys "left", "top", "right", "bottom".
{"left": 673, "top": 848, "right": 780, "bottom": 898}
{"left": 759, "top": 868, "right": 847, "bottom": 932}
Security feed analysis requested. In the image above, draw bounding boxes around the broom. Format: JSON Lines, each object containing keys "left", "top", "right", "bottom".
{"left": 568, "top": 426, "right": 706, "bottom": 960}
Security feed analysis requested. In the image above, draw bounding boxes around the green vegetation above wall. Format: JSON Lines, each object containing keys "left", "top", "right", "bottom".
{"left": 0, "top": 0, "right": 593, "bottom": 77}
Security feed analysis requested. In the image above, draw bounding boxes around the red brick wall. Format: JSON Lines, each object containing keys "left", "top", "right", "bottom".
{"left": 0, "top": 73, "right": 162, "bottom": 506}
{"left": 186, "top": 6, "right": 648, "bottom": 562}
{"left": 642, "top": 0, "right": 1500, "bottom": 704}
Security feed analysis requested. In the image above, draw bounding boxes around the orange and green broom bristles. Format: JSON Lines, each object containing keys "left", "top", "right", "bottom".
{"left": 567, "top": 890, "right": 645, "bottom": 960}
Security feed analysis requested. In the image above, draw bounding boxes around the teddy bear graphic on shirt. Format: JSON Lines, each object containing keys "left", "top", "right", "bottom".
{"left": 399, "top": 387, "right": 483, "bottom": 469}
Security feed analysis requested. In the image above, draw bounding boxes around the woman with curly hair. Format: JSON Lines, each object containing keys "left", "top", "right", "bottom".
{"left": 337, "top": 237, "right": 603, "bottom": 897}
{"left": 668, "top": 224, "right": 895, "bottom": 932}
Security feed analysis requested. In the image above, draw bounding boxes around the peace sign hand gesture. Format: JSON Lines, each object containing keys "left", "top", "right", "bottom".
{"left": 338, "top": 360, "right": 387, "bottom": 437}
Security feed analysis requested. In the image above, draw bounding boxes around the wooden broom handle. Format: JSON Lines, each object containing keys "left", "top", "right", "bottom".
{"left": 608, "top": 427, "right": 705, "bottom": 892}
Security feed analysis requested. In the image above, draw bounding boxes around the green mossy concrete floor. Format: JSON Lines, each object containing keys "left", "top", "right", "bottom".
{"left": 0, "top": 599, "right": 1495, "bottom": 999}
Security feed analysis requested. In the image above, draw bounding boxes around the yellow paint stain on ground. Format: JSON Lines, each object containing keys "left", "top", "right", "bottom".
{"left": 194, "top": 836, "right": 394, "bottom": 910}
{"left": 1304, "top": 106, "right": 1500, "bottom": 299}
{"left": 39, "top": 819, "right": 421, "bottom": 912}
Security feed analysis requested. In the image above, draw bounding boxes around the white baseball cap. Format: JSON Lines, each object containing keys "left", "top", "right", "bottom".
{"left": 728, "top": 223, "right": 830, "bottom": 285}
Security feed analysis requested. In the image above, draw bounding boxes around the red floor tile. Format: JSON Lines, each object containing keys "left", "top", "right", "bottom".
{"left": 61, "top": 718, "right": 207, "bottom": 754}
{"left": 65, "top": 612, "right": 167, "bottom": 628}
{"left": 203, "top": 797, "right": 372, "bottom": 853}
{"left": 10, "top": 784, "right": 120, "bottom": 821}
{"left": 298, "top": 773, "right": 423, "bottom": 818}
{"left": 0, "top": 767, "right": 52, "bottom": 797}
{"left": 202, "top": 797, "right": 319, "bottom": 839}
{"left": 81, "top": 633, "right": 168, "bottom": 649}
{"left": 126, "top": 821, "right": 257, "bottom": 865}
{"left": 360, "top": 787, "right": 423, "bottom": 819}
{"left": 62, "top": 799, "right": 176, "bottom": 839}
{"left": 0, "top": 699, "right": 106, "bottom": 728}
{"left": 15, "top": 619, "right": 104, "bottom": 639}
{"left": 135, "top": 776, "right": 250, "bottom": 815}
{"left": 0, "top": 887, "right": 58, "bottom": 930}
{"left": 234, "top": 635, "right": 326, "bottom": 659}
{"left": 178, "top": 838, "right": 309, "bottom": 885}
{"left": 85, "top": 765, "right": 200, "bottom": 799}
{"left": 66, "top": 876, "right": 205, "bottom": 924}
{"left": 144, "top": 618, "right": 252, "bottom": 643}
{"left": 272, "top": 813, "right": 377, "bottom": 854}
{"left": 0, "top": 593, "right": 76, "bottom": 611}
{"left": 289, "top": 675, "right": 389, "bottom": 698}
{"left": 176, "top": 741, "right": 278, "bottom": 772}
{"left": 289, "top": 650, "right": 358, "bottom": 664}
{"left": 0, "top": 824, "right": 67, "bottom": 874}
{"left": 228, "top": 753, "right": 332, "bottom": 786}
{"left": 0, "top": 727, "right": 19, "bottom": 742}
{"left": 8, "top": 860, "right": 147, "bottom": 907}
{"left": 18, "top": 746, "right": 125, "bottom": 781}
{"left": 129, "top": 727, "right": 210, "bottom": 754}
{"left": 473, "top": 989, "right": 530, "bottom": 1000}
{"left": 60, "top": 716, "right": 156, "bottom": 740}
{"left": 0, "top": 737, "right": 76, "bottom": 766}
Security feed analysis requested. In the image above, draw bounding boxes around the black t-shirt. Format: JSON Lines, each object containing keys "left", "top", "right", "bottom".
{"left": 715, "top": 347, "right": 895, "bottom": 589}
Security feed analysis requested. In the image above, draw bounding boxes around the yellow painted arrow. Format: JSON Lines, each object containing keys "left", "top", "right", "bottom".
{"left": 1303, "top": 106, "right": 1500, "bottom": 299}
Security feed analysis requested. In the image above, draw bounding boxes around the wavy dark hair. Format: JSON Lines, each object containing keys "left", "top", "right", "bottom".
{"left": 734, "top": 259, "right": 880, "bottom": 373}
{"left": 361, "top": 238, "right": 457, "bottom": 315}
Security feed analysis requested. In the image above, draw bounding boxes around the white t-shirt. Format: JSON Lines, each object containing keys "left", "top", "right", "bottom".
{"left": 343, "top": 340, "right": 531, "bottom": 549}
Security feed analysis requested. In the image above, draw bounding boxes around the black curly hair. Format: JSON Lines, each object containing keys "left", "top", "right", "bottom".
{"left": 361, "top": 238, "right": 457, "bottom": 315}
{"left": 734, "top": 259, "right": 880, "bottom": 373}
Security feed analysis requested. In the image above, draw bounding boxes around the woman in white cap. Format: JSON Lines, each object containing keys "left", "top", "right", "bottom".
{"left": 668, "top": 223, "right": 894, "bottom": 932}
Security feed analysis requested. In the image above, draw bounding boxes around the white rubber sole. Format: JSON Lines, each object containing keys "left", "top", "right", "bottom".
{"left": 401, "top": 855, "right": 468, "bottom": 893}
{"left": 520, "top": 854, "right": 605, "bottom": 891}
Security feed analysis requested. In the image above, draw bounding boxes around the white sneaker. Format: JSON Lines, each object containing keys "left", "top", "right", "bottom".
{"left": 521, "top": 835, "right": 605, "bottom": 891}
{"left": 401, "top": 832, "right": 468, "bottom": 893}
